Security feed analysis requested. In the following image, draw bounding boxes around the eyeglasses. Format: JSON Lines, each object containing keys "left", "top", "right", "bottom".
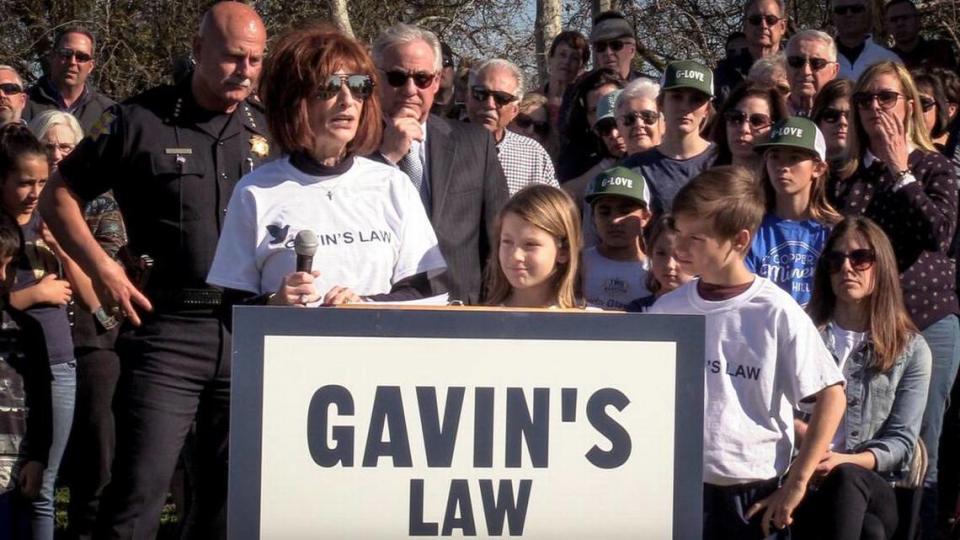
{"left": 470, "top": 85, "right": 517, "bottom": 107}
{"left": 852, "top": 90, "right": 904, "bottom": 110}
{"left": 825, "top": 248, "right": 876, "bottom": 273}
{"left": 919, "top": 95, "right": 937, "bottom": 112}
{"left": 787, "top": 56, "right": 833, "bottom": 71}
{"left": 724, "top": 110, "right": 772, "bottom": 129}
{"left": 747, "top": 14, "right": 782, "bottom": 26}
{"left": 381, "top": 69, "right": 436, "bottom": 89}
{"left": 619, "top": 110, "right": 660, "bottom": 126}
{"left": 833, "top": 4, "right": 866, "bottom": 15}
{"left": 595, "top": 40, "right": 632, "bottom": 54}
{"left": 315, "top": 74, "right": 374, "bottom": 100}
{"left": 0, "top": 83, "right": 24, "bottom": 95}
{"left": 56, "top": 47, "right": 93, "bottom": 63}
{"left": 515, "top": 113, "right": 549, "bottom": 136}
{"left": 819, "top": 107, "right": 849, "bottom": 124}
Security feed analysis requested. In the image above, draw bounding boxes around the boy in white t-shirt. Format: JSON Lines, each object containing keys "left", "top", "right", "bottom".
{"left": 581, "top": 166, "right": 652, "bottom": 310}
{"left": 648, "top": 165, "right": 846, "bottom": 538}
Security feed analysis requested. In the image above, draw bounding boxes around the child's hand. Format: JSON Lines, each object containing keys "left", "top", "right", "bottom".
{"left": 19, "top": 460, "right": 44, "bottom": 498}
{"left": 745, "top": 478, "right": 807, "bottom": 536}
{"left": 36, "top": 274, "right": 73, "bottom": 305}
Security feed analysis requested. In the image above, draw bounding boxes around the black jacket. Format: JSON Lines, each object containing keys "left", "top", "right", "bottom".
{"left": 23, "top": 76, "right": 116, "bottom": 134}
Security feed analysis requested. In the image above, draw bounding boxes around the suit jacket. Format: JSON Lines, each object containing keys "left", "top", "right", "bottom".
{"left": 424, "top": 115, "right": 508, "bottom": 303}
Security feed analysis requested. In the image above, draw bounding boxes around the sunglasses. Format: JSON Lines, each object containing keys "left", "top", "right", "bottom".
{"left": 724, "top": 110, "right": 772, "bottom": 129}
{"left": 919, "top": 95, "right": 937, "bottom": 112}
{"left": 620, "top": 110, "right": 660, "bottom": 126}
{"left": 852, "top": 90, "right": 904, "bottom": 110}
{"left": 825, "top": 248, "right": 876, "bottom": 273}
{"left": 470, "top": 85, "right": 517, "bottom": 107}
{"left": 515, "top": 113, "right": 549, "bottom": 136}
{"left": 0, "top": 83, "right": 24, "bottom": 95}
{"left": 787, "top": 56, "right": 832, "bottom": 71}
{"left": 381, "top": 69, "right": 436, "bottom": 89}
{"left": 747, "top": 14, "right": 782, "bottom": 26}
{"left": 595, "top": 40, "right": 631, "bottom": 53}
{"left": 315, "top": 74, "right": 374, "bottom": 100}
{"left": 833, "top": 4, "right": 866, "bottom": 15}
{"left": 819, "top": 107, "right": 849, "bottom": 124}
{"left": 56, "top": 47, "right": 93, "bottom": 63}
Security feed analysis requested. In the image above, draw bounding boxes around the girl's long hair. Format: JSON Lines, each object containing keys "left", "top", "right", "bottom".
{"left": 807, "top": 217, "right": 917, "bottom": 372}
{"left": 760, "top": 144, "right": 841, "bottom": 226}
{"left": 484, "top": 185, "right": 583, "bottom": 308}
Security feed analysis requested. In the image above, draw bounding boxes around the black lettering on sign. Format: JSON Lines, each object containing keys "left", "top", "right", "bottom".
{"left": 585, "top": 388, "right": 632, "bottom": 469}
{"left": 417, "top": 386, "right": 465, "bottom": 467}
{"left": 479, "top": 479, "right": 532, "bottom": 536}
{"left": 306, "top": 385, "right": 354, "bottom": 467}
{"left": 505, "top": 388, "right": 549, "bottom": 468}
{"left": 442, "top": 479, "right": 477, "bottom": 536}
{"left": 409, "top": 479, "right": 439, "bottom": 536}
{"left": 473, "top": 387, "right": 495, "bottom": 468}
{"left": 362, "top": 386, "right": 413, "bottom": 467}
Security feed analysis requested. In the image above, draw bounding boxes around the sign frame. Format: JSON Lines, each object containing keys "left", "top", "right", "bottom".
{"left": 229, "top": 307, "right": 705, "bottom": 538}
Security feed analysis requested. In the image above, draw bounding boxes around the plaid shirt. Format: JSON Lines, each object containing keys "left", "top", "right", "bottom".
{"left": 496, "top": 130, "right": 558, "bottom": 196}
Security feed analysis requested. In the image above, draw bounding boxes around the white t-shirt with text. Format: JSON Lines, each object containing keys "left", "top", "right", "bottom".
{"left": 581, "top": 247, "right": 650, "bottom": 310}
{"left": 648, "top": 277, "right": 844, "bottom": 485}
{"left": 207, "top": 156, "right": 446, "bottom": 298}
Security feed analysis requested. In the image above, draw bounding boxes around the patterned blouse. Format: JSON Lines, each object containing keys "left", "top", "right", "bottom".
{"left": 83, "top": 191, "right": 127, "bottom": 259}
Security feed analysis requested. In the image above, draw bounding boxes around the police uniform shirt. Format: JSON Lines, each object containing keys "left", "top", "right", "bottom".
{"left": 58, "top": 78, "right": 273, "bottom": 292}
{"left": 206, "top": 155, "right": 446, "bottom": 298}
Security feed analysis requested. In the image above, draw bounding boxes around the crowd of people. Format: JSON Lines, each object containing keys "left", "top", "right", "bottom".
{"left": 0, "top": 0, "right": 959, "bottom": 538}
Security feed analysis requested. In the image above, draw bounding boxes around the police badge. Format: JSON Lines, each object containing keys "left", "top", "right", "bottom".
{"left": 249, "top": 135, "right": 269, "bottom": 158}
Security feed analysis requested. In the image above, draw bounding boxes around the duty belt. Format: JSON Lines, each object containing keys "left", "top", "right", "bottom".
{"left": 151, "top": 288, "right": 223, "bottom": 309}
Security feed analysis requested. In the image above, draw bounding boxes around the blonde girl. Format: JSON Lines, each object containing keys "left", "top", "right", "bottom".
{"left": 485, "top": 184, "right": 582, "bottom": 308}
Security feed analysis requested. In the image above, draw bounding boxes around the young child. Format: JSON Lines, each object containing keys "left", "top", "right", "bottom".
{"left": 625, "top": 214, "right": 693, "bottom": 312}
{"left": 648, "top": 165, "right": 846, "bottom": 539}
{"left": 484, "top": 184, "right": 583, "bottom": 309}
{"left": 747, "top": 117, "right": 841, "bottom": 307}
{"left": 581, "top": 166, "right": 653, "bottom": 310}
{"left": 0, "top": 209, "right": 51, "bottom": 538}
{"left": 0, "top": 123, "right": 75, "bottom": 539}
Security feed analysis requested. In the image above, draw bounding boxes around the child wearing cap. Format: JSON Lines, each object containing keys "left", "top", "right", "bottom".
{"left": 581, "top": 166, "right": 652, "bottom": 310}
{"left": 746, "top": 117, "right": 841, "bottom": 307}
{"left": 622, "top": 60, "right": 718, "bottom": 216}
{"left": 648, "top": 165, "right": 846, "bottom": 538}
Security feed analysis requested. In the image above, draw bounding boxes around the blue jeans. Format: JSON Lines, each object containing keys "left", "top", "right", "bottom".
{"left": 30, "top": 361, "right": 76, "bottom": 540}
{"left": 919, "top": 315, "right": 960, "bottom": 538}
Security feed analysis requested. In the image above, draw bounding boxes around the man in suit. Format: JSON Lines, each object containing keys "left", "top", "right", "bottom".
{"left": 372, "top": 24, "right": 509, "bottom": 304}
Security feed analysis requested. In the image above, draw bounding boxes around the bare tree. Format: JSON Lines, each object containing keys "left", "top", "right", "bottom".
{"left": 535, "top": 0, "right": 563, "bottom": 82}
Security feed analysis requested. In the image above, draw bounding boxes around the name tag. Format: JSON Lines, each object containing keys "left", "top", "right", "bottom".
{"left": 164, "top": 148, "right": 193, "bottom": 155}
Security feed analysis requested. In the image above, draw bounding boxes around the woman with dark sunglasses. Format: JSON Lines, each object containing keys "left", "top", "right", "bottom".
{"left": 709, "top": 82, "right": 788, "bottom": 169}
{"left": 792, "top": 216, "right": 932, "bottom": 540}
{"left": 831, "top": 62, "right": 959, "bottom": 533}
{"left": 910, "top": 68, "right": 952, "bottom": 152}
{"left": 208, "top": 26, "right": 445, "bottom": 307}
{"left": 812, "top": 78, "right": 855, "bottom": 179}
{"left": 509, "top": 92, "right": 554, "bottom": 156}
{"left": 555, "top": 68, "right": 624, "bottom": 182}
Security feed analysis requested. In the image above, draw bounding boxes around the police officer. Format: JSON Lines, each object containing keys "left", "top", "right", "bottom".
{"left": 39, "top": 3, "right": 270, "bottom": 538}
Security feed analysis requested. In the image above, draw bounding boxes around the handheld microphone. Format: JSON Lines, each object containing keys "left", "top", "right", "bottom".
{"left": 294, "top": 230, "right": 319, "bottom": 273}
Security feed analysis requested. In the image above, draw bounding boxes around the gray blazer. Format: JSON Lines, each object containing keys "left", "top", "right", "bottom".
{"left": 419, "top": 115, "right": 509, "bottom": 304}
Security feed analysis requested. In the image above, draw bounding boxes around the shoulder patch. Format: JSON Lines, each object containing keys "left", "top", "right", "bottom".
{"left": 88, "top": 109, "right": 117, "bottom": 141}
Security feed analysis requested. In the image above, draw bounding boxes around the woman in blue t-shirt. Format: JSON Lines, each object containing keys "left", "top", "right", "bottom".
{"left": 746, "top": 116, "right": 841, "bottom": 307}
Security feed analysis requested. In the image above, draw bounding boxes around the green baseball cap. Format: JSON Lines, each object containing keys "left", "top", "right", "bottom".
{"left": 585, "top": 166, "right": 651, "bottom": 206}
{"left": 753, "top": 117, "right": 827, "bottom": 161}
{"left": 593, "top": 89, "right": 623, "bottom": 128}
{"left": 660, "top": 60, "right": 714, "bottom": 97}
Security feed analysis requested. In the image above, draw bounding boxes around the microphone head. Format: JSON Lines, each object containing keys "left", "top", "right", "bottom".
{"left": 294, "top": 230, "right": 319, "bottom": 257}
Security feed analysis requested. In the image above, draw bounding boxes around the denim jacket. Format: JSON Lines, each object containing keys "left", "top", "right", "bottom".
{"left": 821, "top": 323, "right": 932, "bottom": 479}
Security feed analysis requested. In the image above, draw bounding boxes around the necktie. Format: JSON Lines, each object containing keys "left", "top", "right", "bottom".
{"left": 399, "top": 146, "right": 423, "bottom": 192}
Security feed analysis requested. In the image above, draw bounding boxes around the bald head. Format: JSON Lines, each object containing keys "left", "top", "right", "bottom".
{"left": 191, "top": 1, "right": 266, "bottom": 112}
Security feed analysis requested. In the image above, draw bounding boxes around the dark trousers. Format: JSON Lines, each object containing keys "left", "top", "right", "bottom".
{"left": 939, "top": 373, "right": 960, "bottom": 535}
{"left": 94, "top": 313, "right": 230, "bottom": 540}
{"left": 794, "top": 463, "right": 898, "bottom": 540}
{"left": 703, "top": 478, "right": 789, "bottom": 540}
{"left": 66, "top": 345, "right": 121, "bottom": 540}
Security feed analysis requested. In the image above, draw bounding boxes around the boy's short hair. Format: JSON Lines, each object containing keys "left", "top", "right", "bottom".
{"left": 671, "top": 165, "right": 765, "bottom": 239}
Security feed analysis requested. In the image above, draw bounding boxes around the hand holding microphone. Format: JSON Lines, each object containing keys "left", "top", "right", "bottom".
{"left": 269, "top": 230, "right": 322, "bottom": 306}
